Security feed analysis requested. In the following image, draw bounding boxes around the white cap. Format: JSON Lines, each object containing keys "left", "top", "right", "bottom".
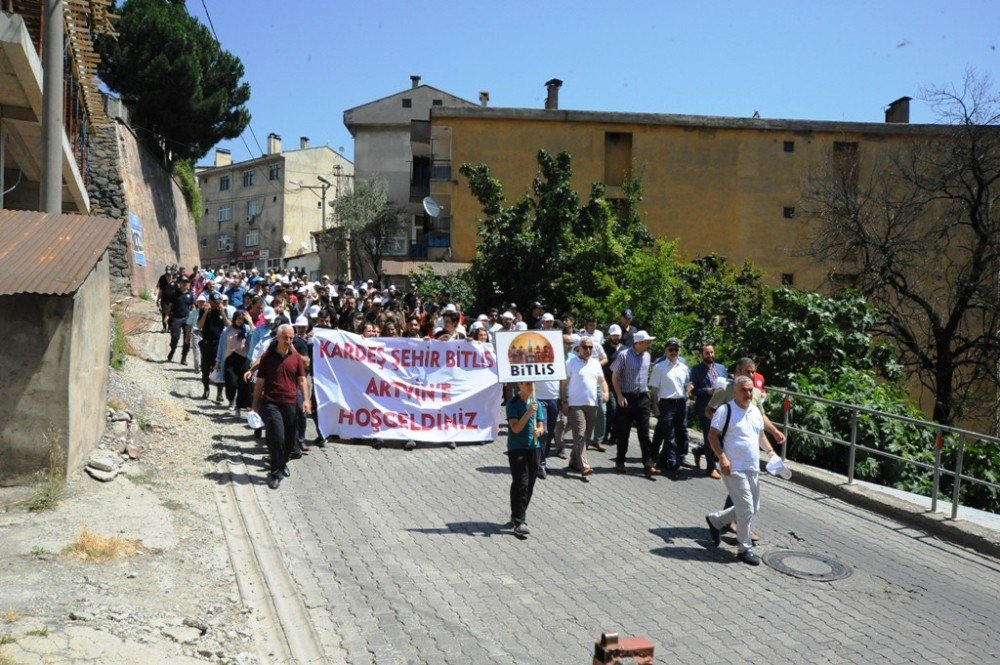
{"left": 294, "top": 316, "right": 309, "bottom": 327}
{"left": 263, "top": 306, "right": 276, "bottom": 322}
{"left": 501, "top": 311, "right": 515, "bottom": 320}
{"left": 443, "top": 303, "right": 457, "bottom": 313}
{"left": 569, "top": 333, "right": 581, "bottom": 348}
{"left": 469, "top": 321, "right": 484, "bottom": 331}
{"left": 476, "top": 314, "right": 489, "bottom": 321}
{"left": 308, "top": 305, "right": 320, "bottom": 317}
{"left": 322, "top": 274, "right": 330, "bottom": 280}
{"left": 541, "top": 312, "right": 554, "bottom": 322}
{"left": 608, "top": 324, "right": 622, "bottom": 336}
{"left": 514, "top": 322, "right": 528, "bottom": 331}
{"left": 633, "top": 330, "right": 655, "bottom": 343}
{"left": 195, "top": 294, "right": 207, "bottom": 303}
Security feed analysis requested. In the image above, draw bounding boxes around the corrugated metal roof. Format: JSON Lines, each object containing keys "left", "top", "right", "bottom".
{"left": 0, "top": 209, "right": 122, "bottom": 296}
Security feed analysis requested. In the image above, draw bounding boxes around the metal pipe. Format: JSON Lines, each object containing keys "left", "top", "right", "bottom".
{"left": 950, "top": 436, "right": 967, "bottom": 520}
{"left": 931, "top": 430, "right": 943, "bottom": 513}
{"left": 847, "top": 408, "right": 859, "bottom": 484}
{"left": 40, "top": 0, "right": 63, "bottom": 212}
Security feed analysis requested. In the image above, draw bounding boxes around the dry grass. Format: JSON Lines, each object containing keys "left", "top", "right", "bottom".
{"left": 0, "top": 613, "right": 16, "bottom": 624}
{"left": 0, "top": 650, "right": 17, "bottom": 665}
{"left": 64, "top": 528, "right": 141, "bottom": 562}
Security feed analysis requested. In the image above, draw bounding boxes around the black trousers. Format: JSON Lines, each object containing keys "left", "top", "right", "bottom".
{"left": 602, "top": 386, "right": 618, "bottom": 444}
{"left": 261, "top": 400, "right": 297, "bottom": 474}
{"left": 168, "top": 317, "right": 190, "bottom": 356}
{"left": 508, "top": 448, "right": 540, "bottom": 525}
{"left": 223, "top": 353, "right": 252, "bottom": 407}
{"left": 653, "top": 397, "right": 689, "bottom": 469}
{"left": 199, "top": 339, "right": 220, "bottom": 390}
{"left": 697, "top": 413, "right": 718, "bottom": 472}
{"left": 614, "top": 392, "right": 654, "bottom": 466}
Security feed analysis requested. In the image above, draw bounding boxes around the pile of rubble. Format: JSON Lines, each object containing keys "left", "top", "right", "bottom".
{"left": 85, "top": 407, "right": 144, "bottom": 482}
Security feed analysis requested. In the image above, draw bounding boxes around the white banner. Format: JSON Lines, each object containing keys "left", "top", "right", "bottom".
{"left": 312, "top": 329, "right": 502, "bottom": 442}
{"left": 494, "top": 330, "right": 567, "bottom": 383}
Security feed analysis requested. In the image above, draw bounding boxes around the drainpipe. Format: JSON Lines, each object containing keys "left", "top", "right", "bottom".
{"left": 40, "top": 0, "right": 63, "bottom": 213}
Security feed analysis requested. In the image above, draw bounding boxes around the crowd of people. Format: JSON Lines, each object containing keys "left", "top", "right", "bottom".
{"left": 155, "top": 263, "right": 784, "bottom": 561}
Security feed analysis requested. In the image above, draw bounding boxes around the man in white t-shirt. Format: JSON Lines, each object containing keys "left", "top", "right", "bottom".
{"left": 704, "top": 376, "right": 775, "bottom": 566}
{"left": 559, "top": 337, "right": 609, "bottom": 476}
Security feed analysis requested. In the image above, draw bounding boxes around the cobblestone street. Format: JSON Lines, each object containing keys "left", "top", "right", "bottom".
{"left": 225, "top": 418, "right": 1000, "bottom": 665}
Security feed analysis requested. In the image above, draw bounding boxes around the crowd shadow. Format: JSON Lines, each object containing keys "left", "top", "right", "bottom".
{"left": 648, "top": 526, "right": 739, "bottom": 563}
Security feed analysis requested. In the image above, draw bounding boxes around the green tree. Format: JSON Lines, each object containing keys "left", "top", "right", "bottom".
{"left": 97, "top": 0, "right": 251, "bottom": 161}
{"left": 324, "top": 176, "right": 407, "bottom": 284}
{"left": 461, "top": 150, "right": 650, "bottom": 315}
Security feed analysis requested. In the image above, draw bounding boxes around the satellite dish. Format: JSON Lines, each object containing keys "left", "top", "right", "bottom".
{"left": 282, "top": 235, "right": 292, "bottom": 244}
{"left": 301, "top": 241, "right": 310, "bottom": 250}
{"left": 422, "top": 196, "right": 440, "bottom": 218}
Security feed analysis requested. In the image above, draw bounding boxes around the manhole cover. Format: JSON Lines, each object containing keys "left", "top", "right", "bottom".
{"left": 762, "top": 549, "right": 852, "bottom": 582}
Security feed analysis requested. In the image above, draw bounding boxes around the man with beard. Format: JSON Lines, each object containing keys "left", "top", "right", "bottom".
{"left": 691, "top": 343, "right": 729, "bottom": 479}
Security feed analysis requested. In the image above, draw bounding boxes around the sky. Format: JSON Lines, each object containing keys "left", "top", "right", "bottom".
{"left": 186, "top": 0, "right": 1000, "bottom": 167}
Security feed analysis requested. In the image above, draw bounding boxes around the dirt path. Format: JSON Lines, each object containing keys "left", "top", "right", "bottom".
{"left": 0, "top": 299, "right": 271, "bottom": 665}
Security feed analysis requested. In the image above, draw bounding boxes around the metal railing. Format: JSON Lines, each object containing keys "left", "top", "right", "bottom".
{"left": 768, "top": 386, "right": 1000, "bottom": 519}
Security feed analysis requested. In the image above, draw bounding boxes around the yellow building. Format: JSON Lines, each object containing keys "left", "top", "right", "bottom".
{"left": 426, "top": 94, "right": 938, "bottom": 290}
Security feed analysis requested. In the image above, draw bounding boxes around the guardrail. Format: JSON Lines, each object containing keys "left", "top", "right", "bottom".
{"left": 767, "top": 386, "right": 1000, "bottom": 520}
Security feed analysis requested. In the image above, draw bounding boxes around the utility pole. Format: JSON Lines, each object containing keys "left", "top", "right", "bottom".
{"left": 40, "top": 0, "right": 64, "bottom": 213}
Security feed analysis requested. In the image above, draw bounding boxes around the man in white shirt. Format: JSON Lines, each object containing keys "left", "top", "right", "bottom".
{"left": 559, "top": 337, "right": 609, "bottom": 476}
{"left": 649, "top": 338, "right": 693, "bottom": 475}
{"left": 704, "top": 376, "right": 775, "bottom": 566}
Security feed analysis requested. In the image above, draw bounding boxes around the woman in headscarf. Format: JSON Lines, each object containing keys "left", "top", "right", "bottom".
{"left": 216, "top": 308, "right": 255, "bottom": 417}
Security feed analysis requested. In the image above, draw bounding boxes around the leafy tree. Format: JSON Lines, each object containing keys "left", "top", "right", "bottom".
{"left": 407, "top": 264, "right": 476, "bottom": 312}
{"left": 461, "top": 150, "right": 650, "bottom": 315}
{"left": 802, "top": 70, "right": 1000, "bottom": 427}
{"left": 97, "top": 0, "right": 251, "bottom": 161}
{"left": 171, "top": 159, "right": 201, "bottom": 224}
{"left": 323, "top": 176, "right": 407, "bottom": 284}
{"left": 742, "top": 287, "right": 901, "bottom": 386}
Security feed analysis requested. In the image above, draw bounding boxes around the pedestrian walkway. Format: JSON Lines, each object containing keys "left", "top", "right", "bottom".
{"left": 225, "top": 420, "right": 1000, "bottom": 664}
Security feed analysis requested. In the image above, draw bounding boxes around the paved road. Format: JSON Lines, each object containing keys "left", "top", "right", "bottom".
{"left": 234, "top": 418, "right": 1000, "bottom": 665}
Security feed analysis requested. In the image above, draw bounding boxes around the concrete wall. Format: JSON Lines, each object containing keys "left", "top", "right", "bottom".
{"left": 66, "top": 253, "right": 111, "bottom": 474}
{"left": 88, "top": 122, "right": 201, "bottom": 295}
{"left": 0, "top": 293, "right": 71, "bottom": 484}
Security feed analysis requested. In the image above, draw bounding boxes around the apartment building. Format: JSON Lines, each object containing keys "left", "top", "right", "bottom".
{"left": 197, "top": 135, "right": 353, "bottom": 275}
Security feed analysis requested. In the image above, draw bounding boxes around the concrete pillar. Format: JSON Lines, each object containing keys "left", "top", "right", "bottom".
{"left": 41, "top": 0, "right": 64, "bottom": 213}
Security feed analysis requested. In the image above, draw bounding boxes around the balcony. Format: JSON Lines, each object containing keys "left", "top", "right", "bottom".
{"left": 430, "top": 160, "right": 452, "bottom": 181}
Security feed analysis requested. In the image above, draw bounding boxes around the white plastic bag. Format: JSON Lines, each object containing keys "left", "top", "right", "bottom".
{"left": 209, "top": 367, "right": 224, "bottom": 384}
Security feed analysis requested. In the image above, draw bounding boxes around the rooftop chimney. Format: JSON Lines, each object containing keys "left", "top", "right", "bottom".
{"left": 215, "top": 148, "right": 231, "bottom": 167}
{"left": 299, "top": 136, "right": 310, "bottom": 149}
{"left": 885, "top": 96, "right": 911, "bottom": 124}
{"left": 267, "top": 132, "right": 281, "bottom": 155}
{"left": 545, "top": 78, "right": 563, "bottom": 110}
{"left": 479, "top": 91, "right": 489, "bottom": 107}
{"left": 410, "top": 75, "right": 421, "bottom": 89}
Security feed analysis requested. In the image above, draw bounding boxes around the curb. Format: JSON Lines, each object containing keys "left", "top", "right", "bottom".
{"left": 783, "top": 460, "right": 1000, "bottom": 560}
{"left": 675, "top": 425, "right": 1000, "bottom": 560}
{"left": 216, "top": 459, "right": 326, "bottom": 663}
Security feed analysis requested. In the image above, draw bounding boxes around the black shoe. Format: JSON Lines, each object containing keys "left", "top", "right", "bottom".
{"left": 281, "top": 466, "right": 290, "bottom": 478}
{"left": 447, "top": 441, "right": 457, "bottom": 450}
{"left": 166, "top": 353, "right": 174, "bottom": 363}
{"left": 404, "top": 440, "right": 416, "bottom": 451}
{"left": 503, "top": 521, "right": 515, "bottom": 529}
{"left": 537, "top": 468, "right": 547, "bottom": 479}
{"left": 254, "top": 428, "right": 263, "bottom": 439}
{"left": 706, "top": 516, "right": 721, "bottom": 546}
{"left": 201, "top": 389, "right": 210, "bottom": 400}
{"left": 267, "top": 474, "right": 280, "bottom": 490}
{"left": 289, "top": 450, "right": 303, "bottom": 460}
{"left": 738, "top": 549, "right": 760, "bottom": 566}
{"left": 513, "top": 523, "right": 530, "bottom": 536}
{"left": 314, "top": 436, "right": 325, "bottom": 447}
{"left": 180, "top": 355, "right": 188, "bottom": 365}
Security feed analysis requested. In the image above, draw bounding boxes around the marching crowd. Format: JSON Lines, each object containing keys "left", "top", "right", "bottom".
{"left": 156, "top": 263, "right": 786, "bottom": 563}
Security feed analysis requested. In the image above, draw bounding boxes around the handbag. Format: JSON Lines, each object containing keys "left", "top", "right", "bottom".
{"left": 209, "top": 366, "right": 224, "bottom": 384}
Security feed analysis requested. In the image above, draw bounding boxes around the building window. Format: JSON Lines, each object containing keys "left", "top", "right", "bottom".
{"left": 245, "top": 230, "right": 260, "bottom": 247}
{"left": 218, "top": 234, "right": 232, "bottom": 251}
{"left": 783, "top": 140, "right": 795, "bottom": 153}
{"left": 247, "top": 200, "right": 262, "bottom": 221}
{"left": 269, "top": 163, "right": 281, "bottom": 180}
{"left": 428, "top": 216, "right": 451, "bottom": 248}
{"left": 266, "top": 258, "right": 282, "bottom": 269}
{"left": 199, "top": 237, "right": 207, "bottom": 248}
{"left": 219, "top": 175, "right": 230, "bottom": 191}
{"left": 781, "top": 273, "right": 795, "bottom": 286}
{"left": 243, "top": 169, "right": 255, "bottom": 187}
{"left": 401, "top": 98, "right": 412, "bottom": 108}
{"left": 432, "top": 99, "right": 443, "bottom": 106}
{"left": 218, "top": 205, "right": 231, "bottom": 222}
{"left": 604, "top": 132, "right": 633, "bottom": 186}
{"left": 783, "top": 206, "right": 795, "bottom": 219}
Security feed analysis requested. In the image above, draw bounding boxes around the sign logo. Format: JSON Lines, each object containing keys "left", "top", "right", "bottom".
{"left": 494, "top": 330, "right": 567, "bottom": 383}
